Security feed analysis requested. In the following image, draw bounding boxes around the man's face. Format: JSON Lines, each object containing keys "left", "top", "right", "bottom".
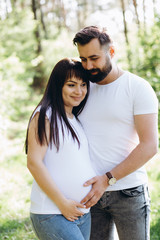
{"left": 77, "top": 38, "right": 112, "bottom": 83}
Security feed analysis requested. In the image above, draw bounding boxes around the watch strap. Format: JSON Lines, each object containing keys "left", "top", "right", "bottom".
{"left": 106, "top": 171, "right": 113, "bottom": 180}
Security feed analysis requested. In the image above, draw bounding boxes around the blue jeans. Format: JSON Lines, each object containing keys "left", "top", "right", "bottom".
{"left": 30, "top": 212, "right": 91, "bottom": 240}
{"left": 90, "top": 184, "right": 150, "bottom": 240}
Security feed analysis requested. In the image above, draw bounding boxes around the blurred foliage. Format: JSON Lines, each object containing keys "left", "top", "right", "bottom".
{"left": 0, "top": 8, "right": 76, "bottom": 125}
{"left": 147, "top": 156, "right": 160, "bottom": 239}
{"left": 0, "top": 10, "right": 36, "bottom": 84}
{"left": 124, "top": 15, "right": 160, "bottom": 136}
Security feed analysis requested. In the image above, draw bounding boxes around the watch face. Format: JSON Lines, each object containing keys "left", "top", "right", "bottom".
{"left": 109, "top": 177, "right": 116, "bottom": 185}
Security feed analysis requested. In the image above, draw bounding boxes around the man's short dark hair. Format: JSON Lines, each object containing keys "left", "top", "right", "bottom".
{"left": 73, "top": 26, "right": 112, "bottom": 47}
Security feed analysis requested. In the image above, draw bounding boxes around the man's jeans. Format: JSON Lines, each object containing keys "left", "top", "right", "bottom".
{"left": 30, "top": 212, "right": 91, "bottom": 240}
{"left": 90, "top": 184, "right": 150, "bottom": 240}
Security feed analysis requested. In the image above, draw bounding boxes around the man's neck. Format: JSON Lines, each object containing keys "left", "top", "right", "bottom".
{"left": 97, "top": 65, "right": 124, "bottom": 85}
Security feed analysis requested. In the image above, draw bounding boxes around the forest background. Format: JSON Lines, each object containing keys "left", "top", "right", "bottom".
{"left": 0, "top": 0, "right": 160, "bottom": 239}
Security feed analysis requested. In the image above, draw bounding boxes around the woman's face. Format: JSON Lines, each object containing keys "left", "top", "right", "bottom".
{"left": 62, "top": 77, "right": 87, "bottom": 113}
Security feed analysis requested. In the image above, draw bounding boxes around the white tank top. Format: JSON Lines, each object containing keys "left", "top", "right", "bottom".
{"left": 30, "top": 107, "right": 96, "bottom": 214}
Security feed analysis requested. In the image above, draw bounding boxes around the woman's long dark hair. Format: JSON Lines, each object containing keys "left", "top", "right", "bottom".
{"left": 25, "top": 58, "right": 89, "bottom": 153}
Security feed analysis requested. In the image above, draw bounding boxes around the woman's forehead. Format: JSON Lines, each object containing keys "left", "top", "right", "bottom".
{"left": 65, "top": 77, "right": 84, "bottom": 83}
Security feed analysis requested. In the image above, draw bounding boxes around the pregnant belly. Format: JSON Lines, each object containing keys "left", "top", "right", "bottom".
{"left": 62, "top": 182, "right": 92, "bottom": 203}
{"left": 54, "top": 172, "right": 94, "bottom": 204}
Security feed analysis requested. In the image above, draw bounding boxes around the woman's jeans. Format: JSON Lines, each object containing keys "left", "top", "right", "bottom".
{"left": 30, "top": 212, "right": 91, "bottom": 240}
{"left": 90, "top": 184, "right": 150, "bottom": 240}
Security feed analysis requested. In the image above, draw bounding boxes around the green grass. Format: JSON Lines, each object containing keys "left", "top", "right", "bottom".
{"left": 0, "top": 149, "right": 34, "bottom": 239}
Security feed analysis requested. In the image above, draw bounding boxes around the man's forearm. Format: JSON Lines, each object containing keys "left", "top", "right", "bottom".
{"left": 110, "top": 141, "right": 158, "bottom": 181}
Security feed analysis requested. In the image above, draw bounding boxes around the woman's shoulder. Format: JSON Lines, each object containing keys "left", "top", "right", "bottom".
{"left": 31, "top": 106, "right": 41, "bottom": 120}
{"left": 32, "top": 105, "right": 52, "bottom": 121}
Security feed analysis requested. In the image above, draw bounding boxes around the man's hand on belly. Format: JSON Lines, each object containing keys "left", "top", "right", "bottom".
{"left": 80, "top": 175, "right": 109, "bottom": 208}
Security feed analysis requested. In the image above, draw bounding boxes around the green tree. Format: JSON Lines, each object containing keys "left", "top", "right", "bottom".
{"left": 131, "top": 14, "right": 160, "bottom": 135}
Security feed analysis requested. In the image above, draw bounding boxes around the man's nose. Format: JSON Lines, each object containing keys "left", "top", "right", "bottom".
{"left": 86, "top": 60, "right": 93, "bottom": 70}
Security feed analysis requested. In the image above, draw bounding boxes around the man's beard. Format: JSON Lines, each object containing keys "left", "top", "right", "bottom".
{"left": 87, "top": 62, "right": 112, "bottom": 83}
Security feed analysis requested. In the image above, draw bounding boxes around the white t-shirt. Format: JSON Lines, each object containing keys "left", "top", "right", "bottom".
{"left": 30, "top": 107, "right": 96, "bottom": 214}
{"left": 79, "top": 71, "right": 158, "bottom": 191}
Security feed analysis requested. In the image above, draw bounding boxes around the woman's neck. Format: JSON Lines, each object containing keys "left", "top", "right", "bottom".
{"left": 66, "top": 112, "right": 74, "bottom": 119}
{"left": 65, "top": 107, "right": 74, "bottom": 119}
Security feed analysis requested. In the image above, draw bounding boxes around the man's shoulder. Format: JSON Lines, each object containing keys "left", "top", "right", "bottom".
{"left": 126, "top": 72, "right": 152, "bottom": 89}
{"left": 127, "top": 71, "right": 147, "bottom": 83}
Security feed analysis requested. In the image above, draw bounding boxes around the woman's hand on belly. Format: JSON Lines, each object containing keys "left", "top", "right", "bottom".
{"left": 58, "top": 199, "right": 86, "bottom": 222}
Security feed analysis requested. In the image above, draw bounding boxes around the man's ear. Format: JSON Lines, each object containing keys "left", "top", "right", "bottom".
{"left": 109, "top": 46, "right": 115, "bottom": 58}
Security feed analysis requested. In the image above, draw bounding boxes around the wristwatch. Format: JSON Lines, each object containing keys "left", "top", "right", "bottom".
{"left": 106, "top": 172, "right": 117, "bottom": 186}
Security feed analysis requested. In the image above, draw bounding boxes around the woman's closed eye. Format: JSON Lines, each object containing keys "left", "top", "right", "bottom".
{"left": 81, "top": 83, "right": 87, "bottom": 87}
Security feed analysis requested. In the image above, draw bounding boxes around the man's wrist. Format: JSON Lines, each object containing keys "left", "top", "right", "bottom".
{"left": 105, "top": 172, "right": 117, "bottom": 186}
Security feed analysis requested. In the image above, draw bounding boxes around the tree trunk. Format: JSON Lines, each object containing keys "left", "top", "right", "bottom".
{"left": 143, "top": 0, "right": 146, "bottom": 34}
{"left": 32, "top": 0, "right": 41, "bottom": 53}
{"left": 31, "top": 0, "right": 45, "bottom": 89}
{"left": 61, "top": 0, "right": 68, "bottom": 29}
{"left": 120, "top": 0, "right": 129, "bottom": 45}
{"left": 132, "top": 0, "right": 140, "bottom": 30}
{"left": 77, "top": 0, "right": 82, "bottom": 29}
{"left": 120, "top": 0, "right": 131, "bottom": 68}
{"left": 39, "top": 2, "right": 48, "bottom": 39}
{"left": 152, "top": 0, "right": 156, "bottom": 20}
{"left": 82, "top": 0, "right": 88, "bottom": 27}
{"left": 76, "top": 0, "right": 89, "bottom": 29}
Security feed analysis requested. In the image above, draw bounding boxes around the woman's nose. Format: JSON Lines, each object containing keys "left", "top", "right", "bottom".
{"left": 75, "top": 86, "right": 82, "bottom": 94}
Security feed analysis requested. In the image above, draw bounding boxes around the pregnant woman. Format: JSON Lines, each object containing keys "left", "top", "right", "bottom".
{"left": 25, "top": 58, "right": 96, "bottom": 240}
